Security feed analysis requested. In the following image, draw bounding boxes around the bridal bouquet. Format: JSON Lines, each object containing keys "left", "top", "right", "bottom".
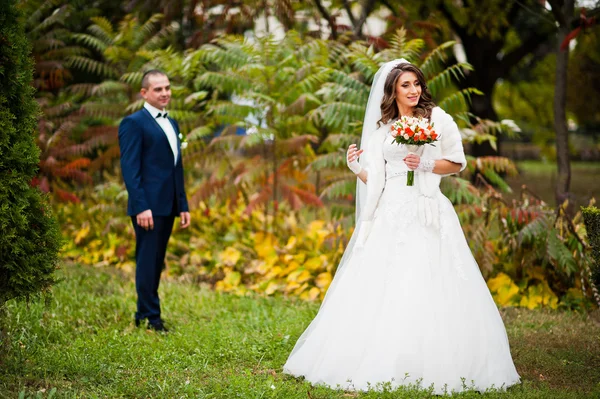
{"left": 390, "top": 116, "right": 439, "bottom": 186}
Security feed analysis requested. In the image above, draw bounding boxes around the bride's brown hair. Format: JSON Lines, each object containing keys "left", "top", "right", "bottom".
{"left": 377, "top": 63, "right": 435, "bottom": 127}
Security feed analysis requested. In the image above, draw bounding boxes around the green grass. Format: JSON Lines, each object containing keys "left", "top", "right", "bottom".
{"left": 506, "top": 161, "right": 600, "bottom": 208}
{"left": 1, "top": 264, "right": 599, "bottom": 398}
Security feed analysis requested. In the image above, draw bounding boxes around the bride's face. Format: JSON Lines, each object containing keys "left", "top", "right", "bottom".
{"left": 395, "top": 71, "right": 422, "bottom": 110}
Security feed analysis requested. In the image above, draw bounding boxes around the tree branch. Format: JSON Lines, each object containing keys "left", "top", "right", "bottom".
{"left": 547, "top": 0, "right": 567, "bottom": 26}
{"left": 354, "top": 0, "right": 378, "bottom": 37}
{"left": 379, "top": 0, "right": 398, "bottom": 17}
{"left": 312, "top": 0, "right": 337, "bottom": 39}
{"left": 437, "top": 0, "right": 467, "bottom": 38}
{"left": 500, "top": 30, "right": 552, "bottom": 70}
{"left": 341, "top": 0, "right": 356, "bottom": 26}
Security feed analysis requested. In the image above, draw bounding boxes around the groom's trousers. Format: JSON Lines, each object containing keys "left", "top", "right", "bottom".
{"left": 131, "top": 214, "right": 175, "bottom": 323}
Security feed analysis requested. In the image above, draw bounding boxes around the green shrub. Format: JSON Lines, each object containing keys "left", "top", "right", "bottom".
{"left": 582, "top": 205, "right": 600, "bottom": 289}
{"left": 0, "top": 0, "right": 62, "bottom": 308}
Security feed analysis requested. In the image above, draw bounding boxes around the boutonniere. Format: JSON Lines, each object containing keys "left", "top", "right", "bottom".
{"left": 178, "top": 133, "right": 188, "bottom": 149}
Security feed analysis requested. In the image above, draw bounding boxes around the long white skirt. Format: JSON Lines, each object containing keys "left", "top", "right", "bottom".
{"left": 283, "top": 178, "right": 520, "bottom": 394}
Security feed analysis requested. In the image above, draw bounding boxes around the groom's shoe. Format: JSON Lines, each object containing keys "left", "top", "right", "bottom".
{"left": 148, "top": 320, "right": 169, "bottom": 333}
{"left": 135, "top": 318, "right": 143, "bottom": 327}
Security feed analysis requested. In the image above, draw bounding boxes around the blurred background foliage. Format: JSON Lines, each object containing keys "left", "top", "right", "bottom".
{"left": 19, "top": 0, "right": 600, "bottom": 310}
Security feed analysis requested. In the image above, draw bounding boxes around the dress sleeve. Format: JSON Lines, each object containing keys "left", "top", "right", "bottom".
{"left": 439, "top": 111, "right": 467, "bottom": 173}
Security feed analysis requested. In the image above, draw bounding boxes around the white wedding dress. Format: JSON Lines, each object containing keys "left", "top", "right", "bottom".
{"left": 283, "top": 130, "right": 520, "bottom": 394}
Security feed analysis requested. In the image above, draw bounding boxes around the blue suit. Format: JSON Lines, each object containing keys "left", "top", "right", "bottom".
{"left": 119, "top": 107, "right": 189, "bottom": 324}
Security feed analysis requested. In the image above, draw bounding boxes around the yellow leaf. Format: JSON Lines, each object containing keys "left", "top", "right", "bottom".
{"left": 266, "top": 266, "right": 282, "bottom": 279}
{"left": 519, "top": 282, "right": 558, "bottom": 310}
{"left": 285, "top": 237, "right": 297, "bottom": 250}
{"left": 285, "top": 281, "right": 301, "bottom": 293}
{"left": 218, "top": 246, "right": 242, "bottom": 266}
{"left": 223, "top": 271, "right": 241, "bottom": 288}
{"left": 265, "top": 281, "right": 281, "bottom": 295}
{"left": 303, "top": 257, "right": 324, "bottom": 271}
{"left": 254, "top": 232, "right": 278, "bottom": 258}
{"left": 74, "top": 224, "right": 90, "bottom": 245}
{"left": 280, "top": 261, "right": 301, "bottom": 277}
{"left": 487, "top": 272, "right": 519, "bottom": 306}
{"left": 301, "top": 287, "right": 320, "bottom": 301}
{"left": 293, "top": 282, "right": 309, "bottom": 295}
{"left": 315, "top": 272, "right": 332, "bottom": 289}
{"left": 308, "top": 220, "right": 325, "bottom": 234}
{"left": 293, "top": 253, "right": 306, "bottom": 264}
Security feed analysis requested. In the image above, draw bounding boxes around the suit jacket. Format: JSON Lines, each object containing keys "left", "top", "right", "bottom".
{"left": 118, "top": 108, "right": 189, "bottom": 217}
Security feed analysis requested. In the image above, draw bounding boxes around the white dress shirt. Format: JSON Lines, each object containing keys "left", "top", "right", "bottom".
{"left": 144, "top": 102, "right": 178, "bottom": 165}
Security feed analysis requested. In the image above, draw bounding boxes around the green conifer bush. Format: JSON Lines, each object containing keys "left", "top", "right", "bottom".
{"left": 0, "top": 0, "right": 62, "bottom": 308}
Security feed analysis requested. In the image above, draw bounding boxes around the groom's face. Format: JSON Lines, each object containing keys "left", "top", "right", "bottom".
{"left": 141, "top": 74, "right": 171, "bottom": 110}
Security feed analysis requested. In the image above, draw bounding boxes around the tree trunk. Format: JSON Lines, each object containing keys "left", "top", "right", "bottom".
{"left": 553, "top": 0, "right": 574, "bottom": 207}
{"left": 460, "top": 37, "right": 503, "bottom": 156}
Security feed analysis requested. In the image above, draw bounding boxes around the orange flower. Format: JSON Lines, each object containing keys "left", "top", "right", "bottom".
{"left": 405, "top": 127, "right": 415, "bottom": 137}
{"left": 431, "top": 132, "right": 438, "bottom": 140}
{"left": 419, "top": 133, "right": 427, "bottom": 141}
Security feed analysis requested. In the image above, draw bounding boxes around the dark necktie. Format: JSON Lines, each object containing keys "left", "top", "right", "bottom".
{"left": 156, "top": 112, "right": 168, "bottom": 119}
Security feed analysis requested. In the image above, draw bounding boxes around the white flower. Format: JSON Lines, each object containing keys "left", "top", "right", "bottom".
{"left": 270, "top": 384, "right": 276, "bottom": 390}
{"left": 403, "top": 133, "right": 409, "bottom": 140}
{"left": 181, "top": 141, "right": 188, "bottom": 149}
{"left": 178, "top": 133, "right": 183, "bottom": 140}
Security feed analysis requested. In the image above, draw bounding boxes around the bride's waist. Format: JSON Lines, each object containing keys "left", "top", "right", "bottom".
{"left": 381, "top": 177, "right": 442, "bottom": 195}
{"left": 385, "top": 165, "right": 411, "bottom": 180}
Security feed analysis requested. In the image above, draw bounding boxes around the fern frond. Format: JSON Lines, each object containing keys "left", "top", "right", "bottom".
{"left": 518, "top": 216, "right": 551, "bottom": 245}
{"left": 72, "top": 33, "right": 108, "bottom": 53}
{"left": 347, "top": 43, "right": 380, "bottom": 82}
{"left": 475, "top": 156, "right": 518, "bottom": 177}
{"left": 440, "top": 176, "right": 480, "bottom": 205}
{"left": 437, "top": 88, "right": 482, "bottom": 114}
{"left": 141, "top": 24, "right": 176, "bottom": 51}
{"left": 317, "top": 102, "right": 364, "bottom": 130}
{"left": 210, "top": 102, "right": 255, "bottom": 125}
{"left": 135, "top": 13, "right": 164, "bottom": 45}
{"left": 91, "top": 80, "right": 128, "bottom": 96}
{"left": 378, "top": 28, "right": 424, "bottom": 63}
{"left": 81, "top": 102, "right": 126, "bottom": 118}
{"left": 66, "top": 56, "right": 118, "bottom": 78}
{"left": 420, "top": 41, "right": 456, "bottom": 77}
{"left": 25, "top": 0, "right": 60, "bottom": 29}
{"left": 320, "top": 133, "right": 360, "bottom": 150}
{"left": 319, "top": 177, "right": 356, "bottom": 200}
{"left": 285, "top": 184, "right": 323, "bottom": 208}
{"left": 125, "top": 99, "right": 145, "bottom": 113}
{"left": 88, "top": 16, "right": 115, "bottom": 44}
{"left": 203, "top": 42, "right": 253, "bottom": 69}
{"left": 29, "top": 4, "right": 66, "bottom": 34}
{"left": 309, "top": 152, "right": 345, "bottom": 171}
{"left": 196, "top": 71, "right": 251, "bottom": 93}
{"left": 547, "top": 230, "right": 578, "bottom": 276}
{"left": 427, "top": 64, "right": 474, "bottom": 97}
{"left": 481, "top": 168, "right": 512, "bottom": 193}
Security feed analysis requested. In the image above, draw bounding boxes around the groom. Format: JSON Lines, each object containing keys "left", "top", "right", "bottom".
{"left": 118, "top": 69, "right": 190, "bottom": 332}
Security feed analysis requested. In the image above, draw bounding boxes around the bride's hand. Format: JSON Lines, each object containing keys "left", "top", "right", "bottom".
{"left": 404, "top": 153, "right": 420, "bottom": 170}
{"left": 346, "top": 144, "right": 363, "bottom": 174}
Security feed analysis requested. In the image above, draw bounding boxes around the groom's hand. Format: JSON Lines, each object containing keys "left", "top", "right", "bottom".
{"left": 136, "top": 209, "right": 154, "bottom": 230}
{"left": 179, "top": 212, "right": 191, "bottom": 229}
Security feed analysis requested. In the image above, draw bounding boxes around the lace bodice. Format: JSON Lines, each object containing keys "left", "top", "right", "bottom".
{"left": 382, "top": 131, "right": 412, "bottom": 180}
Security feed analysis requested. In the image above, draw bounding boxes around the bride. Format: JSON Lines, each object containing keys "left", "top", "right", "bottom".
{"left": 283, "top": 59, "right": 520, "bottom": 394}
